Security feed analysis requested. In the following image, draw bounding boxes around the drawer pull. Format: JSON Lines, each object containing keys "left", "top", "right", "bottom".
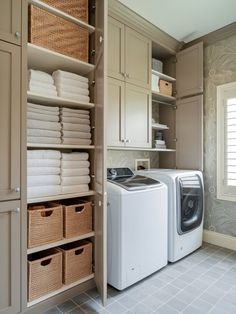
{"left": 75, "top": 206, "right": 85, "bottom": 213}
{"left": 41, "top": 258, "right": 52, "bottom": 266}
{"left": 41, "top": 210, "right": 53, "bottom": 217}
{"left": 14, "top": 187, "right": 20, "bottom": 193}
{"left": 75, "top": 248, "right": 84, "bottom": 256}
{"left": 15, "top": 31, "right": 21, "bottom": 38}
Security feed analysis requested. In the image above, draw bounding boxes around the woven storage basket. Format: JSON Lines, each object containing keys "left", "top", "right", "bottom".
{"left": 62, "top": 200, "right": 92, "bottom": 238}
{"left": 42, "top": 0, "right": 88, "bottom": 22}
{"left": 60, "top": 240, "right": 92, "bottom": 284}
{"left": 28, "top": 248, "right": 62, "bottom": 301}
{"left": 159, "top": 79, "right": 172, "bottom": 96}
{"left": 28, "top": 5, "right": 89, "bottom": 62}
{"left": 28, "top": 202, "right": 63, "bottom": 248}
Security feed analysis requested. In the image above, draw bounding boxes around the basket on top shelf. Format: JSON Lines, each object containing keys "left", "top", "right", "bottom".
{"left": 28, "top": 4, "right": 89, "bottom": 62}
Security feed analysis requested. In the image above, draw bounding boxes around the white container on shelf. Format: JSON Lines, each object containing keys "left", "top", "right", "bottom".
{"left": 152, "top": 73, "right": 160, "bottom": 92}
{"left": 152, "top": 58, "right": 163, "bottom": 73}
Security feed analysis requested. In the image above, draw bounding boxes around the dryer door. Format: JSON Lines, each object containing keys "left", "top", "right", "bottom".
{"left": 177, "top": 175, "right": 203, "bottom": 234}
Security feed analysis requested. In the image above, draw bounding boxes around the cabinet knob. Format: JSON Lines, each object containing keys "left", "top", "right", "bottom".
{"left": 99, "top": 35, "right": 103, "bottom": 44}
{"left": 121, "top": 139, "right": 125, "bottom": 143}
{"left": 14, "top": 208, "right": 20, "bottom": 213}
{"left": 15, "top": 31, "right": 21, "bottom": 38}
{"left": 121, "top": 72, "right": 125, "bottom": 77}
{"left": 126, "top": 139, "right": 131, "bottom": 143}
{"left": 14, "top": 187, "right": 20, "bottom": 193}
{"left": 126, "top": 73, "right": 130, "bottom": 78}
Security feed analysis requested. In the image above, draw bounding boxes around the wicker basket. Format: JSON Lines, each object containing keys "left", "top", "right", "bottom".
{"left": 28, "top": 202, "right": 63, "bottom": 248}
{"left": 159, "top": 79, "right": 173, "bottom": 96}
{"left": 28, "top": 248, "right": 62, "bottom": 301}
{"left": 60, "top": 240, "right": 92, "bottom": 284}
{"left": 41, "top": 0, "right": 88, "bottom": 22}
{"left": 62, "top": 200, "right": 93, "bottom": 238}
{"left": 28, "top": 5, "right": 89, "bottom": 62}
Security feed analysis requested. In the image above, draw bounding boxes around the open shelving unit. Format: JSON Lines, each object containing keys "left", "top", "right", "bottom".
{"left": 27, "top": 143, "right": 95, "bottom": 149}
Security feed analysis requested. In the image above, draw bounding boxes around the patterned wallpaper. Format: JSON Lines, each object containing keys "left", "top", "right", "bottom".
{"left": 204, "top": 34, "right": 236, "bottom": 236}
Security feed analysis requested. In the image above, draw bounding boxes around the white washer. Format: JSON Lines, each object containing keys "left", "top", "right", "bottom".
{"left": 137, "top": 169, "right": 204, "bottom": 262}
{"left": 107, "top": 167, "right": 168, "bottom": 290}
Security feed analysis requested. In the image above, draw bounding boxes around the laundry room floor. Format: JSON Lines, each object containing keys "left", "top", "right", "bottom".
{"left": 44, "top": 243, "right": 236, "bottom": 314}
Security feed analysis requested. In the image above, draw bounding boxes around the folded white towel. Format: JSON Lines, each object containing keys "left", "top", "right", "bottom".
{"left": 54, "top": 76, "right": 88, "bottom": 89}
{"left": 61, "top": 160, "right": 90, "bottom": 169}
{"left": 61, "top": 112, "right": 90, "bottom": 119}
{"left": 28, "top": 103, "right": 59, "bottom": 113}
{"left": 27, "top": 175, "right": 61, "bottom": 187}
{"left": 62, "top": 138, "right": 92, "bottom": 145}
{"left": 62, "top": 130, "right": 91, "bottom": 139}
{"left": 28, "top": 185, "right": 61, "bottom": 198}
{"left": 61, "top": 122, "right": 91, "bottom": 132}
{"left": 27, "top": 167, "right": 60, "bottom": 175}
{"left": 27, "top": 159, "right": 61, "bottom": 167}
{"left": 28, "top": 136, "right": 61, "bottom": 144}
{"left": 27, "top": 111, "right": 59, "bottom": 122}
{"left": 28, "top": 81, "right": 57, "bottom": 91}
{"left": 61, "top": 116, "right": 90, "bottom": 125}
{"left": 28, "top": 107, "right": 60, "bottom": 116}
{"left": 27, "top": 119, "right": 61, "bottom": 131}
{"left": 61, "top": 168, "right": 89, "bottom": 177}
{"left": 53, "top": 70, "right": 88, "bottom": 83}
{"left": 28, "top": 69, "right": 54, "bottom": 84}
{"left": 62, "top": 152, "right": 89, "bottom": 161}
{"left": 61, "top": 176, "right": 90, "bottom": 186}
{"left": 27, "top": 150, "right": 61, "bottom": 160}
{"left": 28, "top": 86, "right": 58, "bottom": 97}
{"left": 61, "top": 107, "right": 89, "bottom": 115}
{"left": 27, "top": 128, "right": 61, "bottom": 138}
{"left": 56, "top": 85, "right": 89, "bottom": 96}
{"left": 61, "top": 184, "right": 89, "bottom": 194}
{"left": 57, "top": 91, "right": 90, "bottom": 103}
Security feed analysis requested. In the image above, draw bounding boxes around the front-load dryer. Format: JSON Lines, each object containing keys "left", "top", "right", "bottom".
{"left": 137, "top": 169, "right": 204, "bottom": 262}
{"left": 107, "top": 167, "right": 168, "bottom": 290}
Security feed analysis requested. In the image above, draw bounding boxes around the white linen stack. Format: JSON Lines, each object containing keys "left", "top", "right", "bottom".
{"left": 61, "top": 152, "right": 90, "bottom": 194}
{"left": 27, "top": 103, "right": 61, "bottom": 144}
{"left": 27, "top": 150, "right": 61, "bottom": 198}
{"left": 28, "top": 69, "right": 57, "bottom": 97}
{"left": 60, "top": 107, "right": 92, "bottom": 145}
{"left": 52, "top": 70, "right": 90, "bottom": 103}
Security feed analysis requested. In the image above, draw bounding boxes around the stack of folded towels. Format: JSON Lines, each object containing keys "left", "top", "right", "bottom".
{"left": 61, "top": 152, "right": 90, "bottom": 194}
{"left": 27, "top": 150, "right": 61, "bottom": 198}
{"left": 52, "top": 70, "right": 90, "bottom": 103}
{"left": 60, "top": 107, "right": 92, "bottom": 145}
{"left": 27, "top": 103, "right": 61, "bottom": 144}
{"left": 28, "top": 69, "right": 57, "bottom": 97}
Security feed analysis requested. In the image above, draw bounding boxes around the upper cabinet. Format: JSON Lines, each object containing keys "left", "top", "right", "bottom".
{"left": 0, "top": 41, "right": 21, "bottom": 201}
{"left": 108, "top": 16, "right": 151, "bottom": 89}
{"left": 176, "top": 42, "right": 203, "bottom": 98}
{"left": 0, "top": 0, "right": 21, "bottom": 45}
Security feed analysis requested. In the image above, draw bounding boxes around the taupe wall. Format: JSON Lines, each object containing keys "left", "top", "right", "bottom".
{"left": 204, "top": 34, "right": 236, "bottom": 236}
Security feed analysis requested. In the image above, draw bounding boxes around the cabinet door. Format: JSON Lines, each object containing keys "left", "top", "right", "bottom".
{"left": 125, "top": 27, "right": 151, "bottom": 89}
{"left": 176, "top": 42, "right": 203, "bottom": 98}
{"left": 108, "top": 16, "right": 125, "bottom": 81}
{"left": 0, "top": 0, "right": 21, "bottom": 45}
{"left": 0, "top": 200, "right": 21, "bottom": 314}
{"left": 0, "top": 40, "right": 21, "bottom": 201}
{"left": 176, "top": 95, "right": 203, "bottom": 170}
{"left": 125, "top": 84, "right": 151, "bottom": 148}
{"left": 107, "top": 78, "right": 125, "bottom": 147}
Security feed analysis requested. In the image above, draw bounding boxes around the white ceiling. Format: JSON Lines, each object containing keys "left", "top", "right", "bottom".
{"left": 118, "top": 0, "right": 236, "bottom": 42}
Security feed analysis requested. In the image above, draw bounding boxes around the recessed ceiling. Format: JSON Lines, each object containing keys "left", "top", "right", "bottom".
{"left": 118, "top": 0, "right": 236, "bottom": 42}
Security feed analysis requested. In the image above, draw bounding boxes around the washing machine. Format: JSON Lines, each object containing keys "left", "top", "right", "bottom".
{"left": 137, "top": 169, "right": 204, "bottom": 262}
{"left": 107, "top": 167, "right": 168, "bottom": 290}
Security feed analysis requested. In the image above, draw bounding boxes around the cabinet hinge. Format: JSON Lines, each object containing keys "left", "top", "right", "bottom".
{"left": 173, "top": 105, "right": 177, "bottom": 110}
{"left": 173, "top": 138, "right": 177, "bottom": 142}
{"left": 173, "top": 58, "right": 178, "bottom": 63}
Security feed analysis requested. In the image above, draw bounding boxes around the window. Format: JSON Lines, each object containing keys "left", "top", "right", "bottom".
{"left": 217, "top": 82, "right": 236, "bottom": 201}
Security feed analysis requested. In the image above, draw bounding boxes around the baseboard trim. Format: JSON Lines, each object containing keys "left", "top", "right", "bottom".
{"left": 203, "top": 230, "right": 236, "bottom": 251}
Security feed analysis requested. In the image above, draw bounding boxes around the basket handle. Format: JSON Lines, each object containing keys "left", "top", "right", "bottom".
{"left": 74, "top": 248, "right": 84, "bottom": 255}
{"left": 75, "top": 206, "right": 85, "bottom": 214}
{"left": 41, "top": 210, "right": 53, "bottom": 217}
{"left": 41, "top": 258, "right": 52, "bottom": 266}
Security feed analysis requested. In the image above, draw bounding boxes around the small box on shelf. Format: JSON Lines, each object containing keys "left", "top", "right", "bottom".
{"left": 159, "top": 79, "right": 173, "bottom": 96}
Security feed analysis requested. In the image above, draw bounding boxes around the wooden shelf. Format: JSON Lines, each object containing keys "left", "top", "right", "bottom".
{"left": 108, "top": 146, "right": 176, "bottom": 152}
{"left": 152, "top": 124, "right": 169, "bottom": 130}
{"left": 28, "top": 43, "right": 95, "bottom": 75}
{"left": 27, "top": 92, "right": 95, "bottom": 109}
{"left": 27, "top": 232, "right": 95, "bottom": 254}
{"left": 27, "top": 143, "right": 95, "bottom": 149}
{"left": 27, "top": 190, "right": 95, "bottom": 204}
{"left": 152, "top": 70, "right": 176, "bottom": 82}
{"left": 29, "top": 0, "right": 95, "bottom": 34}
{"left": 152, "top": 91, "right": 176, "bottom": 103}
{"left": 27, "top": 274, "right": 95, "bottom": 307}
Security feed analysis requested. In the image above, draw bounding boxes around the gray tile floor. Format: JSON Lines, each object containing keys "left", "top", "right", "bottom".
{"left": 44, "top": 243, "right": 236, "bottom": 314}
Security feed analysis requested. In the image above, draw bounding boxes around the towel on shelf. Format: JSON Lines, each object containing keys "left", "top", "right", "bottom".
{"left": 28, "top": 185, "right": 61, "bottom": 198}
{"left": 27, "top": 129, "right": 61, "bottom": 138}
{"left": 61, "top": 116, "right": 90, "bottom": 125}
{"left": 60, "top": 112, "right": 90, "bottom": 119}
{"left": 62, "top": 130, "right": 91, "bottom": 139}
{"left": 62, "top": 152, "right": 89, "bottom": 161}
{"left": 27, "top": 136, "right": 61, "bottom": 144}
{"left": 61, "top": 107, "right": 89, "bottom": 115}
{"left": 62, "top": 138, "right": 92, "bottom": 145}
{"left": 61, "top": 176, "right": 90, "bottom": 186}
{"left": 27, "top": 111, "right": 59, "bottom": 122}
{"left": 27, "top": 149, "right": 61, "bottom": 160}
{"left": 28, "top": 167, "right": 60, "bottom": 176}
{"left": 28, "top": 103, "right": 59, "bottom": 113}
{"left": 61, "top": 122, "right": 91, "bottom": 132}
{"left": 28, "top": 69, "right": 54, "bottom": 84}
{"left": 57, "top": 91, "right": 90, "bottom": 103}
{"left": 61, "top": 168, "right": 90, "bottom": 177}
{"left": 54, "top": 76, "right": 88, "bottom": 89}
{"left": 28, "top": 86, "right": 58, "bottom": 97}
{"left": 56, "top": 85, "right": 89, "bottom": 96}
{"left": 28, "top": 107, "right": 60, "bottom": 116}
{"left": 28, "top": 81, "right": 57, "bottom": 91}
{"left": 28, "top": 159, "right": 61, "bottom": 167}
{"left": 61, "top": 184, "right": 89, "bottom": 194}
{"left": 27, "top": 119, "right": 61, "bottom": 131}
{"left": 27, "top": 175, "right": 61, "bottom": 187}
{"left": 61, "top": 160, "right": 90, "bottom": 169}
{"left": 52, "top": 70, "right": 88, "bottom": 83}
